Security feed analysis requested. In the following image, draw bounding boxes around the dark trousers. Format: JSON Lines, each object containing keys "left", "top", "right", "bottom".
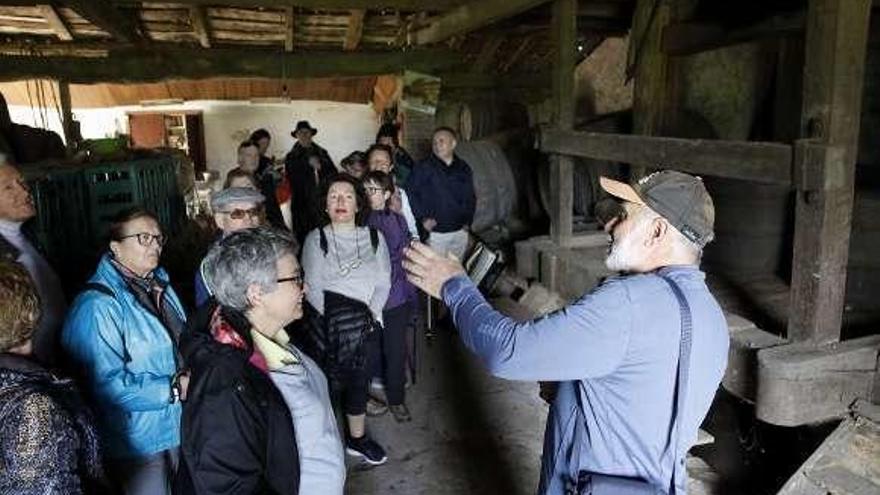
{"left": 336, "top": 330, "right": 377, "bottom": 416}
{"left": 369, "top": 302, "right": 411, "bottom": 406}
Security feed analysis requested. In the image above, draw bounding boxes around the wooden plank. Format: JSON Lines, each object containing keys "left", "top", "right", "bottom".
{"left": 499, "top": 34, "right": 534, "bottom": 72}
{"left": 114, "top": 0, "right": 459, "bottom": 11}
{"left": 188, "top": 6, "right": 211, "bottom": 48}
{"left": 722, "top": 313, "right": 786, "bottom": 403}
{"left": 414, "top": 0, "right": 549, "bottom": 45}
{"left": 756, "top": 335, "right": 880, "bottom": 426}
{"left": 472, "top": 35, "right": 503, "bottom": 72}
{"left": 343, "top": 9, "right": 364, "bottom": 50}
{"left": 0, "top": 46, "right": 463, "bottom": 83}
{"left": 661, "top": 11, "right": 805, "bottom": 56}
{"left": 549, "top": 0, "right": 575, "bottom": 247}
{"left": 540, "top": 127, "right": 795, "bottom": 185}
{"left": 57, "top": 80, "right": 74, "bottom": 151}
{"left": 37, "top": 4, "right": 72, "bottom": 41}
{"left": 787, "top": 0, "right": 872, "bottom": 344}
{"left": 64, "top": 0, "right": 143, "bottom": 43}
{"left": 284, "top": 6, "right": 294, "bottom": 52}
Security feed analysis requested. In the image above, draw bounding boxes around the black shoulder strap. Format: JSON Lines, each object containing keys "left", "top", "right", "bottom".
{"left": 658, "top": 274, "right": 693, "bottom": 495}
{"left": 369, "top": 227, "right": 379, "bottom": 253}
{"left": 83, "top": 282, "right": 114, "bottom": 297}
{"left": 319, "top": 226, "right": 328, "bottom": 256}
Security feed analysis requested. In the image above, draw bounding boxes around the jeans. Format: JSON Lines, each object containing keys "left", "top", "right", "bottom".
{"left": 107, "top": 448, "right": 179, "bottom": 495}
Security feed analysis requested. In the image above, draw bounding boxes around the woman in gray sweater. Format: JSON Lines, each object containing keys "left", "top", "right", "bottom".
{"left": 301, "top": 173, "right": 391, "bottom": 467}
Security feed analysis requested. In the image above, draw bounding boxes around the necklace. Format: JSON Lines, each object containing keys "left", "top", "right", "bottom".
{"left": 330, "top": 225, "right": 362, "bottom": 276}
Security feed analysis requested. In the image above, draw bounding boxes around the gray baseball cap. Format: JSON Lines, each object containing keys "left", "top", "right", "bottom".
{"left": 600, "top": 170, "right": 715, "bottom": 248}
{"left": 210, "top": 187, "right": 265, "bottom": 211}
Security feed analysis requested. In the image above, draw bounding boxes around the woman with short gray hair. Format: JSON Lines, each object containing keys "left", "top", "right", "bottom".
{"left": 177, "top": 227, "right": 345, "bottom": 495}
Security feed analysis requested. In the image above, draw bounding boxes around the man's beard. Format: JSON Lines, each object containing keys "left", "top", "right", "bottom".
{"left": 605, "top": 228, "right": 643, "bottom": 272}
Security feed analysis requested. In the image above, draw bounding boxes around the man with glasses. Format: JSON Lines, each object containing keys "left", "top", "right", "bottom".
{"left": 193, "top": 187, "right": 265, "bottom": 307}
{"left": 0, "top": 154, "right": 67, "bottom": 366}
{"left": 404, "top": 170, "right": 729, "bottom": 495}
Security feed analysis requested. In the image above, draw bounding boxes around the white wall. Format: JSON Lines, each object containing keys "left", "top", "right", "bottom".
{"left": 8, "top": 99, "right": 380, "bottom": 180}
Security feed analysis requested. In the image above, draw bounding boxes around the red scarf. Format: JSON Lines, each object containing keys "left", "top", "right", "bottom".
{"left": 208, "top": 306, "right": 269, "bottom": 373}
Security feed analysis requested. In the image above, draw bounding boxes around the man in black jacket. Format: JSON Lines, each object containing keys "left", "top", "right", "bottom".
{"left": 284, "top": 121, "right": 337, "bottom": 245}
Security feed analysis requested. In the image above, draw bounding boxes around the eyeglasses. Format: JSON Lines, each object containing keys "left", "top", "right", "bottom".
{"left": 119, "top": 232, "right": 167, "bottom": 247}
{"left": 221, "top": 206, "right": 262, "bottom": 220}
{"left": 364, "top": 186, "right": 384, "bottom": 195}
{"left": 277, "top": 270, "right": 304, "bottom": 286}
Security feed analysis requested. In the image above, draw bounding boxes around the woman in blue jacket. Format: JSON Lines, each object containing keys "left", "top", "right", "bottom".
{"left": 62, "top": 207, "right": 187, "bottom": 495}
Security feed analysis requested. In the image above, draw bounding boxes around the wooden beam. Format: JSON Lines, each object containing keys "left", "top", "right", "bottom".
{"left": 500, "top": 34, "right": 534, "bottom": 72}
{"left": 112, "top": 0, "right": 460, "bottom": 10}
{"left": 0, "top": 47, "right": 463, "bottom": 83}
{"left": 414, "top": 0, "right": 550, "bottom": 45}
{"left": 57, "top": 79, "right": 74, "bottom": 151}
{"left": 189, "top": 6, "right": 211, "bottom": 49}
{"left": 284, "top": 7, "right": 294, "bottom": 52}
{"left": 37, "top": 4, "right": 72, "bottom": 41}
{"left": 787, "top": 0, "right": 871, "bottom": 344}
{"left": 472, "top": 35, "right": 504, "bottom": 72}
{"left": 64, "top": 0, "right": 143, "bottom": 43}
{"left": 662, "top": 11, "right": 805, "bottom": 56}
{"left": 343, "top": 9, "right": 365, "bottom": 51}
{"left": 539, "top": 127, "right": 795, "bottom": 186}
{"left": 549, "top": 0, "right": 575, "bottom": 247}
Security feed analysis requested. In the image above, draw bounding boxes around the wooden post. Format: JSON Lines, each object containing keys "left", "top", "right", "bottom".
{"left": 57, "top": 80, "right": 75, "bottom": 153}
{"left": 549, "top": 0, "right": 575, "bottom": 246}
{"left": 787, "top": 0, "right": 871, "bottom": 343}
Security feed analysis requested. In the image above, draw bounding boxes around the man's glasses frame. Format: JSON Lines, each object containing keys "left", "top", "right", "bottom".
{"left": 119, "top": 232, "right": 167, "bottom": 247}
{"left": 277, "top": 270, "right": 304, "bottom": 286}
{"left": 221, "top": 206, "right": 263, "bottom": 220}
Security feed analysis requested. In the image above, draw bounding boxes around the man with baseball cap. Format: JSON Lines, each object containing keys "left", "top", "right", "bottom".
{"left": 403, "top": 170, "right": 729, "bottom": 494}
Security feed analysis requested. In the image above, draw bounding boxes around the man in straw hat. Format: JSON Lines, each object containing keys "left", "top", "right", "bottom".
{"left": 403, "top": 170, "right": 729, "bottom": 495}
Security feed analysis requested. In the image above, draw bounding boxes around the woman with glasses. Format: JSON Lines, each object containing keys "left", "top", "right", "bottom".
{"left": 194, "top": 187, "right": 265, "bottom": 307}
{"left": 363, "top": 170, "right": 416, "bottom": 422}
{"left": 178, "top": 227, "right": 344, "bottom": 494}
{"left": 62, "top": 207, "right": 187, "bottom": 495}
{"left": 300, "top": 173, "right": 391, "bottom": 466}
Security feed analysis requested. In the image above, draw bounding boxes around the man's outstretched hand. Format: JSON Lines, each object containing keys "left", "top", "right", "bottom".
{"left": 403, "top": 241, "right": 466, "bottom": 299}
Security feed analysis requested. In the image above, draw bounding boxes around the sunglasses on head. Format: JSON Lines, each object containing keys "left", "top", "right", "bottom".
{"left": 222, "top": 206, "right": 262, "bottom": 220}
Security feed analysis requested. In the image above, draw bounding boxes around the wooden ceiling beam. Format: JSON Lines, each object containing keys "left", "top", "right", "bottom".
{"left": 414, "top": 0, "right": 550, "bottom": 45}
{"left": 343, "top": 9, "right": 364, "bottom": 50}
{"left": 37, "top": 4, "right": 73, "bottom": 41}
{"left": 189, "top": 6, "right": 211, "bottom": 48}
{"left": 472, "top": 35, "right": 504, "bottom": 72}
{"left": 63, "top": 0, "right": 143, "bottom": 43}
{"left": 0, "top": 46, "right": 463, "bottom": 83}
{"left": 284, "top": 7, "right": 294, "bottom": 52}
{"left": 662, "top": 11, "right": 805, "bottom": 56}
{"left": 111, "top": 0, "right": 461, "bottom": 11}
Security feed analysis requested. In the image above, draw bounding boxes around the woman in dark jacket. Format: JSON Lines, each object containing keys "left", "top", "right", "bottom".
{"left": 177, "top": 228, "right": 302, "bottom": 494}
{"left": 0, "top": 261, "right": 105, "bottom": 494}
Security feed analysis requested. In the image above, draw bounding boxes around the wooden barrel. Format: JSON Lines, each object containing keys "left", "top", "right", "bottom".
{"left": 435, "top": 98, "right": 529, "bottom": 141}
{"left": 702, "top": 177, "right": 794, "bottom": 277}
{"left": 456, "top": 139, "right": 519, "bottom": 232}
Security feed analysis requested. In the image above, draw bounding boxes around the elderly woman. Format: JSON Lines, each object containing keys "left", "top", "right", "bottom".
{"left": 178, "top": 227, "right": 345, "bottom": 494}
{"left": 62, "top": 207, "right": 187, "bottom": 495}
{"left": 193, "top": 186, "right": 265, "bottom": 307}
{"left": 0, "top": 261, "right": 105, "bottom": 494}
{"left": 301, "top": 173, "right": 391, "bottom": 466}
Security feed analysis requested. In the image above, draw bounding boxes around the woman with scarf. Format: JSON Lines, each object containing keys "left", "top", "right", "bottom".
{"left": 300, "top": 173, "right": 391, "bottom": 466}
{"left": 62, "top": 208, "right": 187, "bottom": 495}
{"left": 0, "top": 261, "right": 105, "bottom": 494}
{"left": 177, "top": 227, "right": 346, "bottom": 494}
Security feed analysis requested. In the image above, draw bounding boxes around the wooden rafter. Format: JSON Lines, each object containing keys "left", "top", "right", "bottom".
{"left": 662, "top": 11, "right": 805, "bottom": 56}
{"left": 37, "top": 4, "right": 72, "bottom": 41}
{"left": 189, "top": 6, "right": 211, "bottom": 48}
{"left": 343, "top": 9, "right": 364, "bottom": 50}
{"left": 472, "top": 35, "right": 503, "bottom": 72}
{"left": 500, "top": 34, "right": 534, "bottom": 72}
{"left": 414, "top": 0, "right": 550, "bottom": 45}
{"left": 284, "top": 6, "right": 294, "bottom": 52}
{"left": 0, "top": 46, "right": 463, "bottom": 83}
{"left": 63, "top": 0, "right": 143, "bottom": 43}
{"left": 112, "top": 0, "right": 458, "bottom": 11}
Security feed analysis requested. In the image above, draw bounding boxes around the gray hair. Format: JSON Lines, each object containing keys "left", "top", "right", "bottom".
{"left": 633, "top": 206, "right": 702, "bottom": 262}
{"left": 203, "top": 227, "right": 298, "bottom": 311}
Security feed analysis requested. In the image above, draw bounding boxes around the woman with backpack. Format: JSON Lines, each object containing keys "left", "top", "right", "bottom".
{"left": 300, "top": 173, "right": 391, "bottom": 467}
{"left": 62, "top": 207, "right": 186, "bottom": 495}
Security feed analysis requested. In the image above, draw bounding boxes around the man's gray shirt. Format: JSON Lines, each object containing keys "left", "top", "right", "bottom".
{"left": 442, "top": 265, "right": 729, "bottom": 494}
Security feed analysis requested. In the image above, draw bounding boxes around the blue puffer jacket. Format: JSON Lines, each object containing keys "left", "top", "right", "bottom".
{"left": 62, "top": 253, "right": 185, "bottom": 460}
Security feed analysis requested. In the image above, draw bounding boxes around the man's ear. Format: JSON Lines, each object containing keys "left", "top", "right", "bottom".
{"left": 245, "top": 283, "right": 263, "bottom": 308}
{"left": 648, "top": 217, "right": 668, "bottom": 246}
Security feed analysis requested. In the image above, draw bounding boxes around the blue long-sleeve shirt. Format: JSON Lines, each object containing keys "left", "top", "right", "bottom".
{"left": 441, "top": 266, "right": 729, "bottom": 494}
{"left": 406, "top": 153, "right": 476, "bottom": 233}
